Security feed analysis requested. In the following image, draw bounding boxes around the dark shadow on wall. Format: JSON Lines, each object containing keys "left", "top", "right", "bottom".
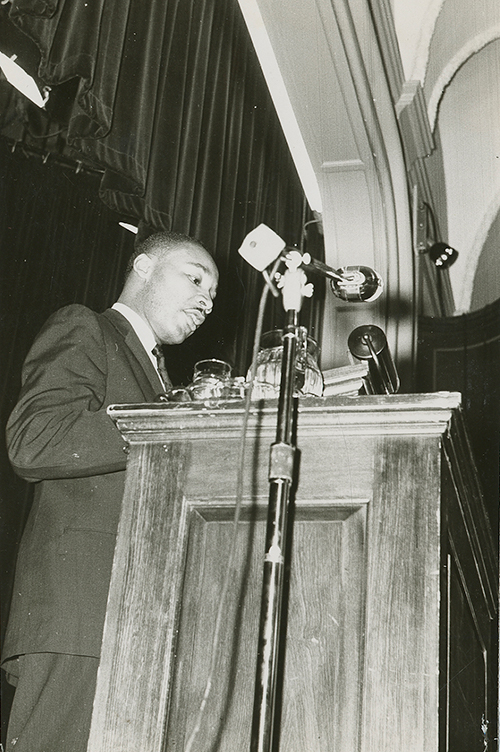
{"left": 416, "top": 299, "right": 500, "bottom": 537}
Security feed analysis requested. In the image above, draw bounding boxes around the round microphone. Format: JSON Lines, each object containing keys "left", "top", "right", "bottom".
{"left": 330, "top": 266, "right": 383, "bottom": 302}
{"left": 348, "top": 324, "right": 400, "bottom": 394}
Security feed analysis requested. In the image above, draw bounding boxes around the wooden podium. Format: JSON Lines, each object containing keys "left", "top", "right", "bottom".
{"left": 87, "top": 393, "right": 497, "bottom": 752}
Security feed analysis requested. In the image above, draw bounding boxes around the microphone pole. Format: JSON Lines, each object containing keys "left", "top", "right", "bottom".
{"left": 250, "top": 254, "right": 310, "bottom": 752}
{"left": 238, "top": 225, "right": 383, "bottom": 752}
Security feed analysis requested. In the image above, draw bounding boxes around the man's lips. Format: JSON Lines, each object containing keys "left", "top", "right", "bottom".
{"left": 185, "top": 309, "right": 205, "bottom": 329}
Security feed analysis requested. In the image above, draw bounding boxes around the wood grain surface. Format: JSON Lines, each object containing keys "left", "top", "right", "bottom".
{"left": 87, "top": 394, "right": 497, "bottom": 751}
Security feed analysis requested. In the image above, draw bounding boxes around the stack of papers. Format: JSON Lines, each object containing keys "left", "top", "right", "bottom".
{"left": 321, "top": 363, "right": 368, "bottom": 396}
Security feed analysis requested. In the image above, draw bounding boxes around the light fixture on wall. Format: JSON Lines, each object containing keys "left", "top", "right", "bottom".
{"left": 416, "top": 201, "right": 459, "bottom": 270}
{"left": 427, "top": 241, "right": 459, "bottom": 270}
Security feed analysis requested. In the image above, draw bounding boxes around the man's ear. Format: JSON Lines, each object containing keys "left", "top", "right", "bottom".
{"left": 133, "top": 253, "right": 154, "bottom": 279}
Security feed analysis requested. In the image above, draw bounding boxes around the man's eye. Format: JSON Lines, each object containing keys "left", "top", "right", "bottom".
{"left": 188, "top": 275, "right": 201, "bottom": 285}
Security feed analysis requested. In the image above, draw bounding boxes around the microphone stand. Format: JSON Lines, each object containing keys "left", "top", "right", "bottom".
{"left": 250, "top": 256, "right": 310, "bottom": 752}
{"left": 235, "top": 225, "right": 384, "bottom": 751}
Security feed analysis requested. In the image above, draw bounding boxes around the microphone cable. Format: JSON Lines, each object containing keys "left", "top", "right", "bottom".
{"left": 184, "top": 254, "right": 282, "bottom": 752}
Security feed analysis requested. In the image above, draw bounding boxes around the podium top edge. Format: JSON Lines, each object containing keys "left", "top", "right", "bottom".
{"left": 107, "top": 392, "right": 463, "bottom": 440}
{"left": 108, "top": 391, "right": 462, "bottom": 416}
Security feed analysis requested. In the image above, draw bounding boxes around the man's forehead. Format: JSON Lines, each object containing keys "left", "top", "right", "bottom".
{"left": 159, "top": 244, "right": 218, "bottom": 281}
{"left": 184, "top": 246, "right": 216, "bottom": 269}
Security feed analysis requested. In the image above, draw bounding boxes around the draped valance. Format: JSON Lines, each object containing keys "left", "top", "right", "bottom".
{"left": 8, "top": 0, "right": 308, "bottom": 254}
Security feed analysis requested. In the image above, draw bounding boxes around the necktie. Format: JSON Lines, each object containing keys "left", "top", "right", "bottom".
{"left": 152, "top": 345, "right": 172, "bottom": 390}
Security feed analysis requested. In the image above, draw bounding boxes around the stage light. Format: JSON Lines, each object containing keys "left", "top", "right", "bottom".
{"left": 0, "top": 51, "right": 49, "bottom": 108}
{"left": 119, "top": 222, "right": 139, "bottom": 234}
{"left": 427, "top": 241, "right": 459, "bottom": 270}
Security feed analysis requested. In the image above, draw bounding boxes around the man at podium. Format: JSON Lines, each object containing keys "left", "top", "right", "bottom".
{"left": 2, "top": 230, "right": 219, "bottom": 752}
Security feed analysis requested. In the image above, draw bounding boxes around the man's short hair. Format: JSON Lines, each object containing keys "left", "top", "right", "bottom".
{"left": 125, "top": 230, "right": 210, "bottom": 276}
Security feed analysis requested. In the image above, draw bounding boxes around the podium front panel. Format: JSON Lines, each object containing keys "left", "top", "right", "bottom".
{"left": 86, "top": 395, "right": 497, "bottom": 752}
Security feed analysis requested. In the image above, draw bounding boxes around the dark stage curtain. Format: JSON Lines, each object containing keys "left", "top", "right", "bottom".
{"left": 1, "top": 0, "right": 312, "bottom": 676}
{"left": 417, "top": 299, "right": 500, "bottom": 534}
{"left": 7, "top": 0, "right": 311, "bottom": 374}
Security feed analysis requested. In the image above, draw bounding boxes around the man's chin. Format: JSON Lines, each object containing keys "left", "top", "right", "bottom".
{"left": 163, "top": 327, "right": 195, "bottom": 345}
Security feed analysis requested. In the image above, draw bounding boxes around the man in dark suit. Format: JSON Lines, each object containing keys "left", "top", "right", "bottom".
{"left": 2, "top": 230, "right": 219, "bottom": 751}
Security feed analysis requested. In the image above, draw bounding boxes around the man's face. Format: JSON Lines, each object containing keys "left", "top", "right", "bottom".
{"left": 138, "top": 244, "right": 219, "bottom": 345}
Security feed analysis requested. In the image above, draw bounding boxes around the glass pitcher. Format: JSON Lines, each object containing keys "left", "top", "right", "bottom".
{"left": 247, "top": 327, "right": 323, "bottom": 399}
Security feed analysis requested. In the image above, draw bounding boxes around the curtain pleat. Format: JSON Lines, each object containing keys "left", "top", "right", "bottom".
{"left": 0, "top": 143, "right": 132, "bottom": 408}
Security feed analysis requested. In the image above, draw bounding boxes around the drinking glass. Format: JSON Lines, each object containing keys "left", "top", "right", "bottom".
{"left": 188, "top": 359, "right": 232, "bottom": 400}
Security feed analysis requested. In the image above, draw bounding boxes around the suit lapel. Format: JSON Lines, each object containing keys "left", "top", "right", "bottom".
{"left": 101, "top": 309, "right": 165, "bottom": 397}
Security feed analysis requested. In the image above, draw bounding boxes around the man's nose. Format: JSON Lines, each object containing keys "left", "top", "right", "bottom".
{"left": 198, "top": 292, "right": 213, "bottom": 315}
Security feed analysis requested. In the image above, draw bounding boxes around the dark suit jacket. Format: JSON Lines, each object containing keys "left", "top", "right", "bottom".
{"left": 3, "top": 305, "right": 165, "bottom": 661}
